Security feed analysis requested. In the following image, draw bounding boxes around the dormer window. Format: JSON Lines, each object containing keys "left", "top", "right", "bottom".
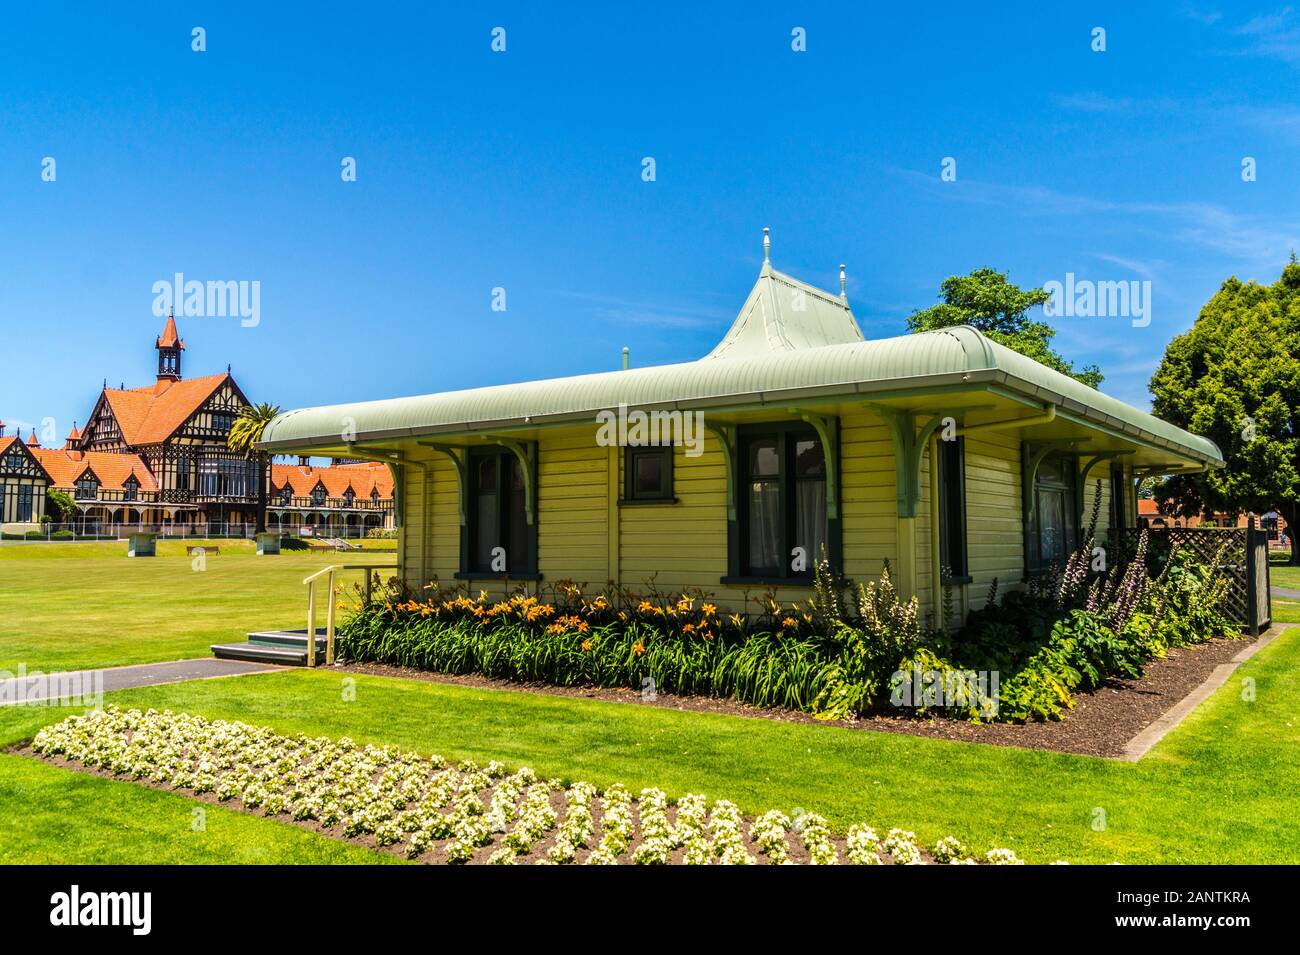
{"left": 75, "top": 473, "right": 99, "bottom": 500}
{"left": 371, "top": 488, "right": 380, "bottom": 502}
{"left": 123, "top": 476, "right": 139, "bottom": 501}
{"left": 311, "top": 485, "right": 327, "bottom": 506}
{"left": 343, "top": 488, "right": 355, "bottom": 506}
{"left": 280, "top": 486, "right": 292, "bottom": 505}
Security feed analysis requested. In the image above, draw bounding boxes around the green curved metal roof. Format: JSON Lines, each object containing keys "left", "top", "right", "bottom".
{"left": 261, "top": 322, "right": 1220, "bottom": 465}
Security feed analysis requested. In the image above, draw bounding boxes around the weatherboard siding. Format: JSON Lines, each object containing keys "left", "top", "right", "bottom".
{"left": 537, "top": 429, "right": 609, "bottom": 584}
{"left": 618, "top": 437, "right": 731, "bottom": 596}
{"left": 962, "top": 431, "right": 1023, "bottom": 608}
{"left": 841, "top": 409, "right": 904, "bottom": 584}
{"left": 390, "top": 416, "right": 1059, "bottom": 622}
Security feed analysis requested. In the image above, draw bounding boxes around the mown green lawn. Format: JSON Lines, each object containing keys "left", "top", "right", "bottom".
{"left": 3, "top": 623, "right": 1297, "bottom": 864}
{"left": 1269, "top": 562, "right": 1300, "bottom": 591}
{"left": 2, "top": 543, "right": 1296, "bottom": 865}
{"left": 0, "top": 753, "right": 400, "bottom": 864}
{"left": 0, "top": 540, "right": 395, "bottom": 672}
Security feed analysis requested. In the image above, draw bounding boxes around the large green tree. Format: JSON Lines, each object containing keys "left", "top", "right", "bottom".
{"left": 908, "top": 267, "right": 1103, "bottom": 388}
{"left": 1149, "top": 256, "right": 1300, "bottom": 563}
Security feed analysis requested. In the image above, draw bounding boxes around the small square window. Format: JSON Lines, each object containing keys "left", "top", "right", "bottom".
{"left": 623, "top": 446, "right": 674, "bottom": 503}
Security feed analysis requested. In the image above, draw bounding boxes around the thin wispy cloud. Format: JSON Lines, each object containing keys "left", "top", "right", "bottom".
{"left": 894, "top": 169, "right": 1300, "bottom": 268}
{"left": 1051, "top": 92, "right": 1140, "bottom": 114}
{"left": 1236, "top": 6, "right": 1296, "bottom": 36}
{"left": 1181, "top": 6, "right": 1224, "bottom": 26}
{"left": 1221, "top": 5, "right": 1300, "bottom": 62}
{"left": 1053, "top": 89, "right": 1300, "bottom": 147}
{"left": 554, "top": 289, "right": 732, "bottom": 331}
{"left": 1090, "top": 253, "right": 1160, "bottom": 283}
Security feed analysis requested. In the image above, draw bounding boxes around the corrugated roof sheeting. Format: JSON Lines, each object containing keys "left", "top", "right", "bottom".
{"left": 261, "top": 324, "right": 1221, "bottom": 465}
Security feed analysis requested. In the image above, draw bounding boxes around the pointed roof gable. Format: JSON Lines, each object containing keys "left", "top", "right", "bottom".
{"left": 100, "top": 373, "right": 230, "bottom": 446}
{"left": 704, "top": 262, "right": 864, "bottom": 361}
{"left": 32, "top": 449, "right": 158, "bottom": 491}
{"left": 0, "top": 435, "right": 55, "bottom": 481}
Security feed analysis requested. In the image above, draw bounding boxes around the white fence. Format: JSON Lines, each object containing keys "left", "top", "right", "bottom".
{"left": 4, "top": 521, "right": 393, "bottom": 542}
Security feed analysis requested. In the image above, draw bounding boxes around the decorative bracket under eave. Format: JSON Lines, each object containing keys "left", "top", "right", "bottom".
{"left": 798, "top": 413, "right": 839, "bottom": 520}
{"left": 492, "top": 438, "right": 538, "bottom": 526}
{"left": 369, "top": 450, "right": 407, "bottom": 529}
{"left": 1076, "top": 451, "right": 1134, "bottom": 521}
{"left": 418, "top": 442, "right": 468, "bottom": 525}
{"left": 868, "top": 406, "right": 946, "bottom": 519}
{"left": 1022, "top": 439, "right": 1092, "bottom": 523}
{"left": 704, "top": 422, "right": 737, "bottom": 520}
{"left": 868, "top": 404, "right": 995, "bottom": 518}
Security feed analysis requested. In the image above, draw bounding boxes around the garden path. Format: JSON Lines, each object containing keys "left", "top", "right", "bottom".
{"left": 0, "top": 658, "right": 279, "bottom": 706}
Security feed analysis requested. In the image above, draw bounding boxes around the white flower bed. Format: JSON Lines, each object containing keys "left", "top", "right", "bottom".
{"left": 31, "top": 706, "right": 1051, "bottom": 865}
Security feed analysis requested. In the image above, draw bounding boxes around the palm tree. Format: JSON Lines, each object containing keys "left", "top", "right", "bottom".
{"left": 228, "top": 403, "right": 281, "bottom": 534}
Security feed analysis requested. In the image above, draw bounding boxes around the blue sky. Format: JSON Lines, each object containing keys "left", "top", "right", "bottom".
{"left": 3, "top": 2, "right": 1299, "bottom": 443}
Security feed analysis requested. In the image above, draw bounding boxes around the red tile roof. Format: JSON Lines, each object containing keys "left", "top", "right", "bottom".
{"left": 270, "top": 461, "right": 393, "bottom": 500}
{"left": 156, "top": 314, "right": 184, "bottom": 349}
{"left": 33, "top": 448, "right": 158, "bottom": 491}
{"left": 101, "top": 373, "right": 228, "bottom": 446}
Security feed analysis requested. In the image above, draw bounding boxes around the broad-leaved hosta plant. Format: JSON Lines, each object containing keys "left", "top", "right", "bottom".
{"left": 32, "top": 707, "right": 1061, "bottom": 865}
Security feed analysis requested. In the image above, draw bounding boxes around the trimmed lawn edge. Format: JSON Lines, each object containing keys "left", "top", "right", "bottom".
{"left": 1121, "top": 623, "right": 1291, "bottom": 761}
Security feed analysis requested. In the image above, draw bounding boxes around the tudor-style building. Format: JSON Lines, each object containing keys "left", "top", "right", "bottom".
{"left": 0, "top": 424, "right": 52, "bottom": 528}
{"left": 50, "top": 313, "right": 261, "bottom": 529}
{"left": 268, "top": 459, "right": 394, "bottom": 534}
{"left": 2, "top": 314, "right": 395, "bottom": 535}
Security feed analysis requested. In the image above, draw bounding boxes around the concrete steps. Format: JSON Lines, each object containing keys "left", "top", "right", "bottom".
{"left": 211, "top": 629, "right": 330, "bottom": 667}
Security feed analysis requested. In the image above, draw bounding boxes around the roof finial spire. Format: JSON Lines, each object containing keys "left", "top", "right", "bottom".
{"left": 763, "top": 227, "right": 770, "bottom": 263}
{"left": 839, "top": 264, "right": 847, "bottom": 302}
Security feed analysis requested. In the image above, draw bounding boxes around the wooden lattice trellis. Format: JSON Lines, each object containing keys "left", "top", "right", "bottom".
{"left": 1107, "top": 526, "right": 1270, "bottom": 630}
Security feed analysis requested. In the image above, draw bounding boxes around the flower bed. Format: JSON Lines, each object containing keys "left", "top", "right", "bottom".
{"left": 338, "top": 485, "right": 1237, "bottom": 725}
{"left": 31, "top": 706, "right": 1055, "bottom": 865}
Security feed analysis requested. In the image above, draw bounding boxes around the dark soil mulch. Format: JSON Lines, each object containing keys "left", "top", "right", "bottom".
{"left": 335, "top": 633, "right": 1258, "bottom": 759}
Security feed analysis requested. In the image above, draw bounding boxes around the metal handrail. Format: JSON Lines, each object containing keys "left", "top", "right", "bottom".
{"left": 303, "top": 561, "right": 398, "bottom": 666}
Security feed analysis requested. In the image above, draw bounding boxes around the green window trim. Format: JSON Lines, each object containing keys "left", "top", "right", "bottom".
{"left": 1024, "top": 448, "right": 1079, "bottom": 575}
{"left": 936, "top": 436, "right": 968, "bottom": 581}
{"left": 458, "top": 444, "right": 538, "bottom": 577}
{"left": 1110, "top": 463, "right": 1127, "bottom": 530}
{"left": 724, "top": 420, "right": 841, "bottom": 583}
{"left": 621, "top": 445, "right": 675, "bottom": 504}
